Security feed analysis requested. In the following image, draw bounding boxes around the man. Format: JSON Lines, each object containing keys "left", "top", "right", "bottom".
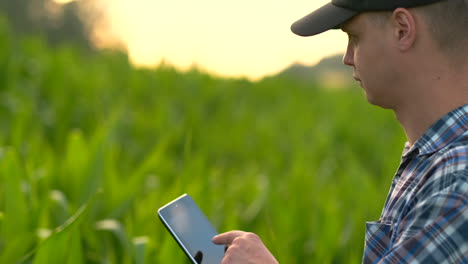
{"left": 212, "top": 0, "right": 468, "bottom": 263}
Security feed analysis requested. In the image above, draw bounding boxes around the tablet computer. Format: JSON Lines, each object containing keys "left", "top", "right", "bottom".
{"left": 157, "top": 194, "right": 225, "bottom": 264}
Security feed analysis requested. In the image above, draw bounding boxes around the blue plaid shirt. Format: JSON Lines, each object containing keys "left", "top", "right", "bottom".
{"left": 362, "top": 104, "right": 468, "bottom": 264}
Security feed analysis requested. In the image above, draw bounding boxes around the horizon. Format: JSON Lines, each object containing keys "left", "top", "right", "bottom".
{"left": 79, "top": 0, "right": 348, "bottom": 81}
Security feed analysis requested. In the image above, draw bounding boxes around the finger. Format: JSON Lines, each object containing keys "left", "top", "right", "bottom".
{"left": 212, "top": 230, "right": 246, "bottom": 245}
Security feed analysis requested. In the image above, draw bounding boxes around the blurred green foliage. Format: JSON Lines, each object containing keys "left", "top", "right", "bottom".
{"left": 0, "top": 0, "right": 93, "bottom": 50}
{"left": 0, "top": 17, "right": 406, "bottom": 263}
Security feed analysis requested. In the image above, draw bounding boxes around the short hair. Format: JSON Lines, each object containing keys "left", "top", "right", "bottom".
{"left": 367, "top": 11, "right": 392, "bottom": 27}
{"left": 416, "top": 0, "right": 468, "bottom": 57}
{"left": 367, "top": 0, "right": 468, "bottom": 58}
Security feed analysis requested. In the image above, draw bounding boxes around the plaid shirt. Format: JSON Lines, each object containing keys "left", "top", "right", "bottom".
{"left": 362, "top": 104, "right": 468, "bottom": 264}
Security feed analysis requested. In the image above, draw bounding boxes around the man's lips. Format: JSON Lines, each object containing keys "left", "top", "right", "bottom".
{"left": 353, "top": 75, "right": 363, "bottom": 87}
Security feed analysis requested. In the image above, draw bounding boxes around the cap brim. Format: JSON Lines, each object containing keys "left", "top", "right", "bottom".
{"left": 291, "top": 3, "right": 358, "bottom": 37}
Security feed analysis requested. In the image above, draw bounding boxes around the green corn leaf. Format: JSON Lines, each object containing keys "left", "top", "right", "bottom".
{"left": 0, "top": 147, "right": 32, "bottom": 263}
{"left": 18, "top": 191, "right": 100, "bottom": 264}
{"left": 132, "top": 236, "right": 149, "bottom": 264}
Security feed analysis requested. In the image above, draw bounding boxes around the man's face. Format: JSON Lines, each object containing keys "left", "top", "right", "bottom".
{"left": 341, "top": 13, "right": 401, "bottom": 109}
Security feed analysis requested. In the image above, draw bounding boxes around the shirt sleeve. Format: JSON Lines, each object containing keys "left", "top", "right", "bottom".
{"left": 380, "top": 170, "right": 468, "bottom": 264}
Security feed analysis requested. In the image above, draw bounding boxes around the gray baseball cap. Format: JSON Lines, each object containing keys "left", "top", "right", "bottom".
{"left": 291, "top": 0, "right": 443, "bottom": 36}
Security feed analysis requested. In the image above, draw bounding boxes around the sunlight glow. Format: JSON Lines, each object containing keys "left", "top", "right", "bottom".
{"left": 54, "top": 0, "right": 76, "bottom": 4}
{"left": 97, "top": 0, "right": 348, "bottom": 80}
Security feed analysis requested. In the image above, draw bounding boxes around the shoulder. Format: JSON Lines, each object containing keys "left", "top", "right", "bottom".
{"left": 419, "top": 132, "right": 468, "bottom": 196}
{"left": 432, "top": 131, "right": 467, "bottom": 173}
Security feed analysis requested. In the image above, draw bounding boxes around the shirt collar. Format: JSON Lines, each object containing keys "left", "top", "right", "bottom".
{"left": 403, "top": 104, "right": 468, "bottom": 157}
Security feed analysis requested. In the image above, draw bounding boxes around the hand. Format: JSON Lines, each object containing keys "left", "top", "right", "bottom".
{"left": 212, "top": 230, "right": 279, "bottom": 264}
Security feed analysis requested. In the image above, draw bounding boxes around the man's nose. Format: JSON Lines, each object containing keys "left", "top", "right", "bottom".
{"left": 342, "top": 44, "right": 354, "bottom": 66}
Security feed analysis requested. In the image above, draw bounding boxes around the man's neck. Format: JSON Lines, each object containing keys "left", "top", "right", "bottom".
{"left": 395, "top": 104, "right": 449, "bottom": 146}
{"left": 394, "top": 82, "right": 467, "bottom": 147}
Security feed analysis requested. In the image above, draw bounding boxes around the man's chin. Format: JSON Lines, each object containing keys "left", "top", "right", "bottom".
{"left": 364, "top": 94, "right": 394, "bottom": 109}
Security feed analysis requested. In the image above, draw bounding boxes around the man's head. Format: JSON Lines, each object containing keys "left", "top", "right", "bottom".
{"left": 292, "top": 0, "right": 468, "bottom": 63}
{"left": 291, "top": 0, "right": 468, "bottom": 110}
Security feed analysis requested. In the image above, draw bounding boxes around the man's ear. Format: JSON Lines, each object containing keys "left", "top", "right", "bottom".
{"left": 391, "top": 8, "right": 417, "bottom": 51}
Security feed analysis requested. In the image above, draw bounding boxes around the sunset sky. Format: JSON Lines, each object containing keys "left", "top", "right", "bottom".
{"left": 74, "top": 0, "right": 349, "bottom": 80}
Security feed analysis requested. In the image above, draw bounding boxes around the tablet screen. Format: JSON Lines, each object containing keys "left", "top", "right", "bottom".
{"left": 158, "top": 194, "right": 225, "bottom": 264}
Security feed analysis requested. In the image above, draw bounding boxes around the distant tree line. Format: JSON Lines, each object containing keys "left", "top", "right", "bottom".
{"left": 0, "top": 0, "right": 96, "bottom": 50}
